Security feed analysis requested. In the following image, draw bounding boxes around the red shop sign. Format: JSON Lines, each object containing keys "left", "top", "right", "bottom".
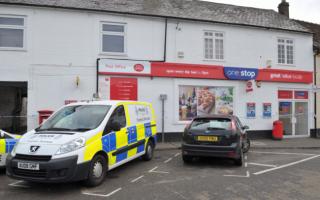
{"left": 278, "top": 90, "right": 293, "bottom": 99}
{"left": 257, "top": 69, "right": 313, "bottom": 84}
{"left": 110, "top": 77, "right": 138, "bottom": 101}
{"left": 151, "top": 62, "right": 226, "bottom": 79}
{"left": 294, "top": 91, "right": 308, "bottom": 99}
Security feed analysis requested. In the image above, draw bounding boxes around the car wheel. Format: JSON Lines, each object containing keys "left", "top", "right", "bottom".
{"left": 182, "top": 155, "right": 193, "bottom": 163}
{"left": 234, "top": 149, "right": 243, "bottom": 166}
{"left": 84, "top": 154, "right": 107, "bottom": 187}
{"left": 142, "top": 140, "right": 154, "bottom": 161}
{"left": 243, "top": 138, "right": 250, "bottom": 153}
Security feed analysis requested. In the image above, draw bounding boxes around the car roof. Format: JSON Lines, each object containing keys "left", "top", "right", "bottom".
{"left": 193, "top": 114, "right": 236, "bottom": 120}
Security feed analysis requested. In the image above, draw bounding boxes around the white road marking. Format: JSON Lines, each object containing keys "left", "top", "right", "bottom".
{"left": 245, "top": 162, "right": 248, "bottom": 167}
{"left": 8, "top": 181, "right": 30, "bottom": 188}
{"left": 130, "top": 175, "right": 144, "bottom": 183}
{"left": 244, "top": 155, "right": 248, "bottom": 160}
{"left": 148, "top": 166, "right": 169, "bottom": 174}
{"left": 224, "top": 171, "right": 250, "bottom": 178}
{"left": 82, "top": 187, "right": 122, "bottom": 197}
{"left": 251, "top": 141, "right": 266, "bottom": 146}
{"left": 250, "top": 151, "right": 316, "bottom": 156}
{"left": 149, "top": 166, "right": 158, "bottom": 172}
{"left": 248, "top": 162, "right": 277, "bottom": 168}
{"left": 254, "top": 155, "right": 320, "bottom": 175}
{"left": 174, "top": 153, "right": 181, "bottom": 157}
{"left": 164, "top": 158, "right": 173, "bottom": 163}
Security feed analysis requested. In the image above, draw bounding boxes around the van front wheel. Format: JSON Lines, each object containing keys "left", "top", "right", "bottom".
{"left": 84, "top": 154, "right": 107, "bottom": 187}
{"left": 142, "top": 140, "right": 154, "bottom": 161}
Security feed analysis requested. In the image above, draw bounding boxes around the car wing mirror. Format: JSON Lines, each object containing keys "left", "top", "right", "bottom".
{"left": 242, "top": 125, "right": 250, "bottom": 130}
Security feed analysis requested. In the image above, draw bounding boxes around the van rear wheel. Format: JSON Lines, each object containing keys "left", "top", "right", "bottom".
{"left": 142, "top": 140, "right": 154, "bottom": 161}
{"left": 84, "top": 154, "right": 107, "bottom": 187}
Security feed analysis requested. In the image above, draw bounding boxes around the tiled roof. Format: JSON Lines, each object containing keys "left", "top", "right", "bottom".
{"left": 295, "top": 20, "right": 320, "bottom": 49}
{"left": 0, "top": 0, "right": 310, "bottom": 33}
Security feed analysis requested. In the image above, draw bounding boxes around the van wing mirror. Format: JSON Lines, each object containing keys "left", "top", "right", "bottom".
{"left": 111, "top": 122, "right": 121, "bottom": 132}
{"left": 0, "top": 130, "right": 5, "bottom": 138}
{"left": 242, "top": 125, "right": 250, "bottom": 130}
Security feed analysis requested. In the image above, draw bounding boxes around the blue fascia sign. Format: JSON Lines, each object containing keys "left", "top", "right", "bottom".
{"left": 224, "top": 67, "right": 259, "bottom": 80}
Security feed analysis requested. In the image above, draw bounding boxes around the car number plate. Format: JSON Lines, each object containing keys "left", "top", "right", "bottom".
{"left": 17, "top": 162, "right": 40, "bottom": 171}
{"left": 197, "top": 136, "right": 218, "bottom": 142}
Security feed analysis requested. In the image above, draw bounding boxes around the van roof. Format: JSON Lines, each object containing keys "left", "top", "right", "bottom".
{"left": 66, "top": 100, "right": 151, "bottom": 106}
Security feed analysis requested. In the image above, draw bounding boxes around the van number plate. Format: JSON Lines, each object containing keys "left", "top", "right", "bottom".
{"left": 17, "top": 162, "right": 40, "bottom": 171}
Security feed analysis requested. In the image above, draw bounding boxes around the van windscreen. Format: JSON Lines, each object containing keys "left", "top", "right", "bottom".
{"left": 37, "top": 105, "right": 111, "bottom": 132}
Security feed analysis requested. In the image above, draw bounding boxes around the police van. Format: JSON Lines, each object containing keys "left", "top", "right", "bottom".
{"left": 6, "top": 101, "right": 157, "bottom": 186}
{"left": 0, "top": 130, "right": 21, "bottom": 167}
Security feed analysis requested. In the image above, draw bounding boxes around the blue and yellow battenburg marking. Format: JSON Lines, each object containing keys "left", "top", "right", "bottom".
{"left": 0, "top": 139, "right": 17, "bottom": 154}
{"left": 100, "top": 122, "right": 157, "bottom": 166}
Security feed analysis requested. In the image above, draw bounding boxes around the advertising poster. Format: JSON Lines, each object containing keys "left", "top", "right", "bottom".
{"left": 246, "top": 102, "right": 256, "bottom": 118}
{"left": 263, "top": 103, "right": 272, "bottom": 118}
{"left": 179, "top": 86, "right": 233, "bottom": 121}
{"left": 279, "top": 102, "right": 292, "bottom": 115}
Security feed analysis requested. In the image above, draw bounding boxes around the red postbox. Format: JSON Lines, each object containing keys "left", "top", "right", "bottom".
{"left": 272, "top": 120, "right": 283, "bottom": 140}
{"left": 38, "top": 110, "right": 54, "bottom": 125}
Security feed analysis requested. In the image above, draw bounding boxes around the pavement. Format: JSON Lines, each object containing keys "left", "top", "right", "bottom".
{"left": 156, "top": 137, "right": 320, "bottom": 150}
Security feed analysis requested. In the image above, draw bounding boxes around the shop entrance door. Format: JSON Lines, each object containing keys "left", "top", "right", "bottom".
{"left": 294, "top": 102, "right": 308, "bottom": 136}
{"left": 279, "top": 101, "right": 309, "bottom": 136}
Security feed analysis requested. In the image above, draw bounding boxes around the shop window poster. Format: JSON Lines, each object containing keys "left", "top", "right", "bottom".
{"left": 179, "top": 86, "right": 233, "bottom": 121}
{"left": 263, "top": 103, "right": 272, "bottom": 118}
{"left": 246, "top": 102, "right": 256, "bottom": 118}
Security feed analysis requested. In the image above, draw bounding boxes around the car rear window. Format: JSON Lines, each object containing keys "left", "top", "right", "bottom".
{"left": 190, "top": 118, "right": 232, "bottom": 131}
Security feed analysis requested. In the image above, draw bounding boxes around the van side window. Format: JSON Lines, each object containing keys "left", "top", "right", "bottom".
{"left": 104, "top": 105, "right": 127, "bottom": 135}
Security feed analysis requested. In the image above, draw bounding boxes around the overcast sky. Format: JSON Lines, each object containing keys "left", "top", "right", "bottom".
{"left": 204, "top": 0, "right": 320, "bottom": 24}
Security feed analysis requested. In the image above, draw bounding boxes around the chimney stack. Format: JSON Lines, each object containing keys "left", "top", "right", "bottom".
{"left": 278, "top": 0, "right": 289, "bottom": 17}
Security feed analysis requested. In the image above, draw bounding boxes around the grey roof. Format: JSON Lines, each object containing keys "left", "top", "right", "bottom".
{"left": 295, "top": 20, "right": 320, "bottom": 49}
{"left": 0, "top": 0, "right": 310, "bottom": 33}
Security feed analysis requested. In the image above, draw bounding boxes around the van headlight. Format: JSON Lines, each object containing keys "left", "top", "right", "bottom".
{"left": 56, "top": 137, "right": 86, "bottom": 155}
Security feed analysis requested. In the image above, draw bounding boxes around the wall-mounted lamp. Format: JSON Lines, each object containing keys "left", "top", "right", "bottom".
{"left": 76, "top": 76, "right": 80, "bottom": 87}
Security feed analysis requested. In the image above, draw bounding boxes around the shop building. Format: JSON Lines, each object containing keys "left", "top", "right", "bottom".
{"left": 0, "top": 0, "right": 315, "bottom": 138}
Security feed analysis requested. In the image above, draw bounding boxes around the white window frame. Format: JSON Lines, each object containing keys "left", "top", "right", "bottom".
{"left": 203, "top": 30, "right": 225, "bottom": 61}
{"left": 100, "top": 22, "right": 127, "bottom": 56}
{"left": 277, "top": 38, "right": 295, "bottom": 66}
{"left": 0, "top": 14, "right": 27, "bottom": 51}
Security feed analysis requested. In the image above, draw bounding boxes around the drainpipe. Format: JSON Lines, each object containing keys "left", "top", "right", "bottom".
{"left": 96, "top": 58, "right": 100, "bottom": 96}
{"left": 314, "top": 49, "right": 319, "bottom": 136}
{"left": 163, "top": 18, "right": 168, "bottom": 62}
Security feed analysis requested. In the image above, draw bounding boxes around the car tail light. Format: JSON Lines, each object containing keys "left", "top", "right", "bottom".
{"left": 231, "top": 120, "right": 237, "bottom": 131}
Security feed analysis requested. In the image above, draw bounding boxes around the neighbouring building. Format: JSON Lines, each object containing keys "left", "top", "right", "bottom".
{"left": 295, "top": 20, "right": 320, "bottom": 136}
{"left": 0, "top": 0, "right": 315, "bottom": 139}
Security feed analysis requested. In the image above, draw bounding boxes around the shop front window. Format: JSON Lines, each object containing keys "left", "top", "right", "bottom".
{"left": 179, "top": 86, "right": 233, "bottom": 121}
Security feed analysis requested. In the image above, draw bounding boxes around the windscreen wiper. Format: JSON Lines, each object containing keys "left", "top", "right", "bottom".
{"left": 37, "top": 128, "right": 73, "bottom": 132}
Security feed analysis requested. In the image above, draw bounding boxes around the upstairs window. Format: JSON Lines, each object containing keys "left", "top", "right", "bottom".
{"left": 204, "top": 31, "right": 224, "bottom": 60}
{"left": 278, "top": 38, "right": 294, "bottom": 65}
{"left": 101, "top": 22, "right": 126, "bottom": 54}
{"left": 0, "top": 15, "right": 26, "bottom": 49}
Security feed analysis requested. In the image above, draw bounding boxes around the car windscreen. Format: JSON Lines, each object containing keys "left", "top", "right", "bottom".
{"left": 37, "top": 105, "right": 111, "bottom": 132}
{"left": 190, "top": 118, "right": 232, "bottom": 131}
